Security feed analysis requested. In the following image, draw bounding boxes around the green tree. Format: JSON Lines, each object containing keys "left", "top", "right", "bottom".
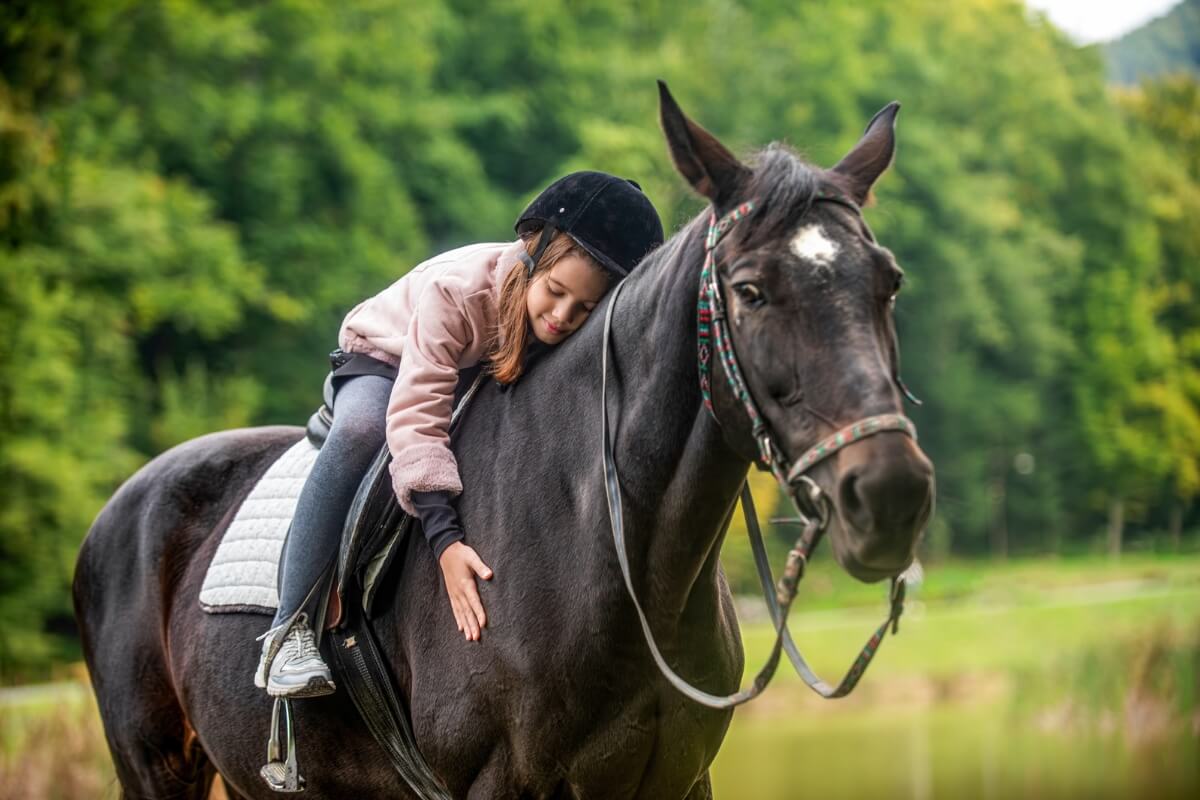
{"left": 1115, "top": 74, "right": 1200, "bottom": 547}
{"left": 0, "top": 1, "right": 265, "bottom": 676}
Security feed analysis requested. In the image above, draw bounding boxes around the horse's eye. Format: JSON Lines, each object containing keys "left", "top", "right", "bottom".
{"left": 885, "top": 271, "right": 903, "bottom": 307}
{"left": 733, "top": 282, "right": 765, "bottom": 307}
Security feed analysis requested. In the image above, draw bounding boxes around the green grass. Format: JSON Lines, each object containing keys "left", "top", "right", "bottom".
{"left": 732, "top": 549, "right": 1200, "bottom": 608}
{"left": 737, "top": 553, "right": 1200, "bottom": 680}
{"left": 713, "top": 696, "right": 1200, "bottom": 800}
{"left": 0, "top": 685, "right": 115, "bottom": 800}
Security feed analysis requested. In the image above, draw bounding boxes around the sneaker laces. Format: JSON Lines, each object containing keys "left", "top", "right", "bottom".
{"left": 287, "top": 619, "right": 319, "bottom": 660}
{"left": 255, "top": 612, "right": 318, "bottom": 661}
{"left": 256, "top": 617, "right": 292, "bottom": 644}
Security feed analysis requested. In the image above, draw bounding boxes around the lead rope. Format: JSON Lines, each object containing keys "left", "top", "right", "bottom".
{"left": 743, "top": 485, "right": 906, "bottom": 698}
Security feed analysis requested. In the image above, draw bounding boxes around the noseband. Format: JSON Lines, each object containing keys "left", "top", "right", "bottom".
{"left": 601, "top": 193, "right": 921, "bottom": 709}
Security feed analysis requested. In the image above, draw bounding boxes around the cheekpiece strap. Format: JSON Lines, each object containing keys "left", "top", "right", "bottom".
{"left": 698, "top": 200, "right": 758, "bottom": 417}
{"left": 706, "top": 201, "right": 757, "bottom": 252}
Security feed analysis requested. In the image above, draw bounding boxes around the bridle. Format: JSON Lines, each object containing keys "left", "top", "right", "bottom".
{"left": 601, "top": 192, "right": 921, "bottom": 709}
{"left": 696, "top": 196, "right": 920, "bottom": 523}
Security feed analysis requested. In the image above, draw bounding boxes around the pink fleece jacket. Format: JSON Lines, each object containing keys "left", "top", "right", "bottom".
{"left": 337, "top": 239, "right": 526, "bottom": 515}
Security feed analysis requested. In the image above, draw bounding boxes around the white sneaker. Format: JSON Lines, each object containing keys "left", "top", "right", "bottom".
{"left": 254, "top": 633, "right": 274, "bottom": 690}
{"left": 255, "top": 614, "right": 336, "bottom": 698}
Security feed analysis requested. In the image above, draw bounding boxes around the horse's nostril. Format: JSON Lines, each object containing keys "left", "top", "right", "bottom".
{"left": 837, "top": 468, "right": 873, "bottom": 532}
{"left": 839, "top": 473, "right": 859, "bottom": 513}
{"left": 836, "top": 452, "right": 934, "bottom": 569}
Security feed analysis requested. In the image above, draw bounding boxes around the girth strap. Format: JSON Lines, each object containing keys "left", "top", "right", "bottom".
{"left": 329, "top": 611, "right": 453, "bottom": 799}
{"left": 324, "top": 370, "right": 488, "bottom": 797}
{"left": 275, "top": 370, "right": 489, "bottom": 797}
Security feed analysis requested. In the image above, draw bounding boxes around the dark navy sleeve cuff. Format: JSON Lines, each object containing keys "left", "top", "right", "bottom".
{"left": 428, "top": 529, "right": 465, "bottom": 562}
{"left": 410, "top": 490, "right": 465, "bottom": 562}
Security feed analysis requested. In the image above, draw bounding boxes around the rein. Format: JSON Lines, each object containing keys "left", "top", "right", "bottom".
{"left": 601, "top": 195, "right": 919, "bottom": 709}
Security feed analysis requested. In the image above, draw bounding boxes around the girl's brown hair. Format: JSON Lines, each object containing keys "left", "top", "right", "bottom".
{"left": 487, "top": 230, "right": 606, "bottom": 384}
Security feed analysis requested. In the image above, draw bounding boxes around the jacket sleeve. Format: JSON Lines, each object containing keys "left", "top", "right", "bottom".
{"left": 386, "top": 278, "right": 473, "bottom": 515}
{"left": 410, "top": 489, "right": 465, "bottom": 560}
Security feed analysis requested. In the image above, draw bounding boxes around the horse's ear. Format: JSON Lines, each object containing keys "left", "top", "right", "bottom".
{"left": 658, "top": 80, "right": 749, "bottom": 206}
{"left": 832, "top": 102, "right": 900, "bottom": 205}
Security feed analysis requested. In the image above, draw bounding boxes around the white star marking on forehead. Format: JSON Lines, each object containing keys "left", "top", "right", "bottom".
{"left": 789, "top": 224, "right": 840, "bottom": 268}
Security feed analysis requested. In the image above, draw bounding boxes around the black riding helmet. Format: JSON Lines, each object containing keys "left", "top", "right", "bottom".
{"left": 514, "top": 171, "right": 665, "bottom": 278}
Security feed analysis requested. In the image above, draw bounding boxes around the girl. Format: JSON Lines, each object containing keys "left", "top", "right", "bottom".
{"left": 255, "top": 171, "right": 664, "bottom": 698}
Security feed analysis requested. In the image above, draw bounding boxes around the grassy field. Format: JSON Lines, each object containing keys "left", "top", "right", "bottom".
{"left": 2, "top": 555, "right": 1198, "bottom": 799}
{"left": 0, "top": 682, "right": 114, "bottom": 799}
{"left": 737, "top": 553, "right": 1200, "bottom": 679}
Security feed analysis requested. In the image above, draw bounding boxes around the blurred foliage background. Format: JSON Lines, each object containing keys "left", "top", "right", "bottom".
{"left": 1, "top": 0, "right": 1199, "bottom": 688}
{"left": 3, "top": 1, "right": 1200, "bottom": 797}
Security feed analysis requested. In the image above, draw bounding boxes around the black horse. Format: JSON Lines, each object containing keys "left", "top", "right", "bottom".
{"left": 74, "top": 84, "right": 933, "bottom": 799}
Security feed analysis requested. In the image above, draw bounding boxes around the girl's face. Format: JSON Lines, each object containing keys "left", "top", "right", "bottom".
{"left": 526, "top": 254, "right": 609, "bottom": 345}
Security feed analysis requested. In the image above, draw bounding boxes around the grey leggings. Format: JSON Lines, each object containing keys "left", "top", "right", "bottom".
{"left": 271, "top": 373, "right": 393, "bottom": 628}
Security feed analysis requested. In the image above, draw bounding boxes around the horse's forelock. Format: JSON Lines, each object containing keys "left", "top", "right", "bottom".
{"left": 738, "top": 144, "right": 824, "bottom": 245}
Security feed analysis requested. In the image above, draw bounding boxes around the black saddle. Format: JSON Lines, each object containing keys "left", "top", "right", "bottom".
{"left": 263, "top": 364, "right": 483, "bottom": 799}
{"left": 302, "top": 363, "right": 487, "bottom": 626}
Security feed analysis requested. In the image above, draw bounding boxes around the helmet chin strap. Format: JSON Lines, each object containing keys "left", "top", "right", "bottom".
{"left": 523, "top": 220, "right": 559, "bottom": 278}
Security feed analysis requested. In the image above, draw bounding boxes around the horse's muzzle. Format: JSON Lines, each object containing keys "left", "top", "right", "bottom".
{"left": 832, "top": 434, "right": 934, "bottom": 580}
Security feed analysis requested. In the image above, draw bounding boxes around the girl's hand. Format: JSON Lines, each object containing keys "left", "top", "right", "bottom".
{"left": 438, "top": 542, "right": 493, "bottom": 641}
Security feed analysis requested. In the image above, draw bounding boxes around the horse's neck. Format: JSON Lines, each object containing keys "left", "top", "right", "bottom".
{"left": 437, "top": 217, "right": 748, "bottom": 640}
{"left": 607, "top": 224, "right": 750, "bottom": 626}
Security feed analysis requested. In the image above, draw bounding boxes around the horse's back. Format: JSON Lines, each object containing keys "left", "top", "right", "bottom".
{"left": 75, "top": 424, "right": 302, "bottom": 615}
{"left": 73, "top": 425, "right": 303, "bottom": 796}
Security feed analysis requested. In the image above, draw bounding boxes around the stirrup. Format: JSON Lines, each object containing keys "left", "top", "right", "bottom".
{"left": 260, "top": 697, "right": 305, "bottom": 793}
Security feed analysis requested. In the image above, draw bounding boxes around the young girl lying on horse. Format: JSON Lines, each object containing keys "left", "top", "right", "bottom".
{"left": 255, "top": 171, "right": 664, "bottom": 698}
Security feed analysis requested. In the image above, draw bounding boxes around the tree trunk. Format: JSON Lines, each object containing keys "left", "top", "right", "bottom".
{"left": 1107, "top": 496, "right": 1124, "bottom": 558}
{"left": 1168, "top": 503, "right": 1182, "bottom": 552}
{"left": 989, "top": 456, "right": 1008, "bottom": 560}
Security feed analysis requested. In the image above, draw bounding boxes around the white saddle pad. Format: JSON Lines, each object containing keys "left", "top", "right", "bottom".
{"left": 199, "top": 437, "right": 320, "bottom": 613}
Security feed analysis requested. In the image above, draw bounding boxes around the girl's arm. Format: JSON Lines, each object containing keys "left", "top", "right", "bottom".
{"left": 384, "top": 279, "right": 473, "bottom": 513}
{"left": 409, "top": 489, "right": 463, "bottom": 559}
{"left": 386, "top": 279, "right": 492, "bottom": 640}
